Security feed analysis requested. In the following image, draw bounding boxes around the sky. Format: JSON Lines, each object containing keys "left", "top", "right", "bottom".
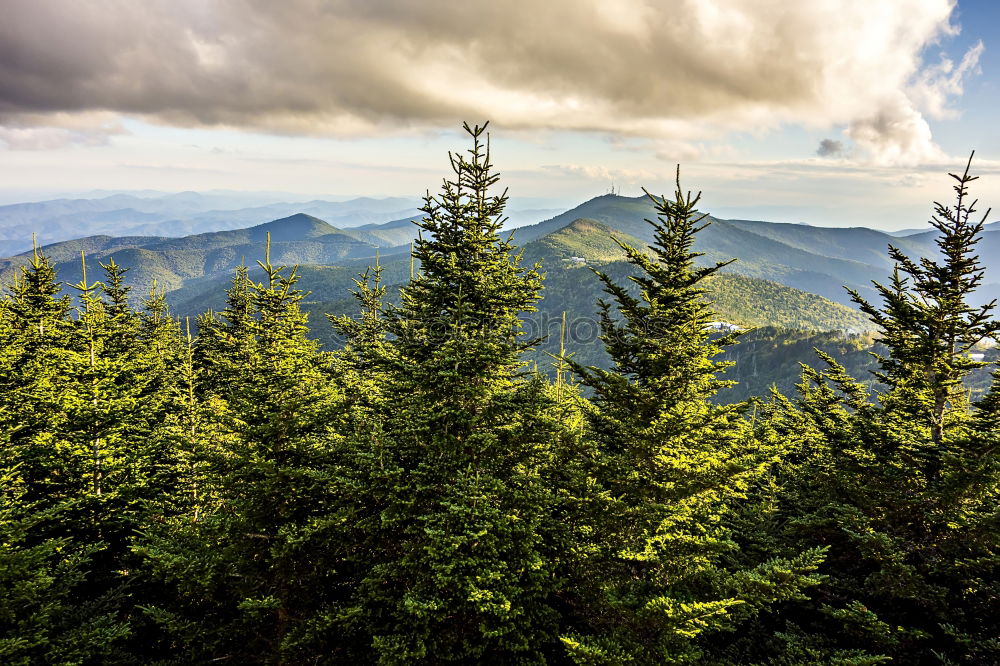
{"left": 1, "top": 0, "right": 999, "bottom": 230}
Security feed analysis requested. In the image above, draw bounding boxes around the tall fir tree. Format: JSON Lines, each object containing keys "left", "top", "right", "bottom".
{"left": 328, "top": 259, "right": 391, "bottom": 421}
{"left": 564, "top": 171, "right": 825, "bottom": 664}
{"left": 752, "top": 155, "right": 1000, "bottom": 664}
{"left": 338, "top": 122, "right": 563, "bottom": 663}
{"left": 69, "top": 256, "right": 182, "bottom": 632}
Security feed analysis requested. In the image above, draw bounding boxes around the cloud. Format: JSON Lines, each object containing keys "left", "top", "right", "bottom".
{"left": 654, "top": 139, "right": 705, "bottom": 163}
{"left": 540, "top": 163, "right": 660, "bottom": 184}
{"left": 908, "top": 39, "right": 984, "bottom": 119}
{"left": 845, "top": 94, "right": 949, "bottom": 166}
{"left": 0, "top": 112, "right": 126, "bottom": 149}
{"left": 816, "top": 139, "right": 845, "bottom": 158}
{"left": 0, "top": 0, "right": 978, "bottom": 164}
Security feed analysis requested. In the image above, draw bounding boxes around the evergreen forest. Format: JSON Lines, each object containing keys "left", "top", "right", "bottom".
{"left": 2, "top": 123, "right": 999, "bottom": 665}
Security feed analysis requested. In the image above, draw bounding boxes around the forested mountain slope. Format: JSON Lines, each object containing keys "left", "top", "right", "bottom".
{"left": 2, "top": 209, "right": 875, "bottom": 391}
{"left": 513, "top": 194, "right": 894, "bottom": 304}
{"left": 154, "top": 214, "right": 871, "bottom": 348}
{"left": 10, "top": 189, "right": 999, "bottom": 310}
{"left": 0, "top": 214, "right": 383, "bottom": 294}
{"left": 0, "top": 192, "right": 424, "bottom": 254}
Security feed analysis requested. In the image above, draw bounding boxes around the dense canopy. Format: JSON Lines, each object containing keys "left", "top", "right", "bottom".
{"left": 1, "top": 127, "right": 998, "bottom": 665}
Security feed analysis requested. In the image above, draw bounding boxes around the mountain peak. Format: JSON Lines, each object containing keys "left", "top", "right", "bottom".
{"left": 253, "top": 213, "right": 340, "bottom": 240}
{"left": 584, "top": 192, "right": 643, "bottom": 205}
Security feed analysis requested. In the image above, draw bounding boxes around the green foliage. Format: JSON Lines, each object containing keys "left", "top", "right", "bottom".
{"left": 0, "top": 245, "right": 157, "bottom": 663}
{"left": 525, "top": 261, "right": 872, "bottom": 380}
{"left": 3, "top": 128, "right": 998, "bottom": 666}
{"left": 563, "top": 171, "right": 825, "bottom": 663}
{"left": 0, "top": 256, "right": 102, "bottom": 665}
{"left": 741, "top": 155, "right": 1000, "bottom": 664}
{"left": 333, "top": 122, "right": 563, "bottom": 663}
{"left": 327, "top": 259, "right": 392, "bottom": 418}
{"left": 139, "top": 237, "right": 348, "bottom": 663}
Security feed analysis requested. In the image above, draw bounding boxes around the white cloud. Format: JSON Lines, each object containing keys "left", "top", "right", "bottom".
{"left": 0, "top": 112, "right": 126, "bottom": 150}
{"left": 541, "top": 163, "right": 660, "bottom": 185}
{"left": 908, "top": 40, "right": 984, "bottom": 119}
{"left": 0, "top": 0, "right": 979, "bottom": 165}
{"left": 845, "top": 95, "right": 949, "bottom": 166}
{"left": 653, "top": 139, "right": 706, "bottom": 163}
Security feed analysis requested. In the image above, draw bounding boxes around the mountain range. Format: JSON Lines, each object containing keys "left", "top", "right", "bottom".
{"left": 9, "top": 189, "right": 997, "bottom": 305}
{"left": 6, "top": 189, "right": 998, "bottom": 380}
{"left": 0, "top": 190, "right": 561, "bottom": 257}
{"left": 513, "top": 194, "right": 1000, "bottom": 307}
{"left": 5, "top": 191, "right": 984, "bottom": 315}
{"left": 0, "top": 193, "right": 883, "bottom": 327}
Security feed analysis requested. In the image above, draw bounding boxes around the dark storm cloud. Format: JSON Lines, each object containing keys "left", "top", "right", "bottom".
{"left": 0, "top": 0, "right": 979, "bottom": 163}
{"left": 817, "top": 139, "right": 844, "bottom": 157}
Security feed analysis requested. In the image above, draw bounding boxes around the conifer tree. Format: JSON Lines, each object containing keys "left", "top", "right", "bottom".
{"left": 0, "top": 246, "right": 130, "bottom": 662}
{"left": 564, "top": 171, "right": 825, "bottom": 664}
{"left": 141, "top": 240, "right": 347, "bottom": 663}
{"left": 328, "top": 260, "right": 391, "bottom": 419}
{"left": 193, "top": 263, "right": 257, "bottom": 397}
{"left": 133, "top": 281, "right": 187, "bottom": 481}
{"left": 340, "top": 122, "right": 562, "bottom": 663}
{"left": 324, "top": 261, "right": 394, "bottom": 584}
{"left": 755, "top": 155, "right": 1000, "bottom": 663}
{"left": 66, "top": 256, "right": 180, "bottom": 620}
